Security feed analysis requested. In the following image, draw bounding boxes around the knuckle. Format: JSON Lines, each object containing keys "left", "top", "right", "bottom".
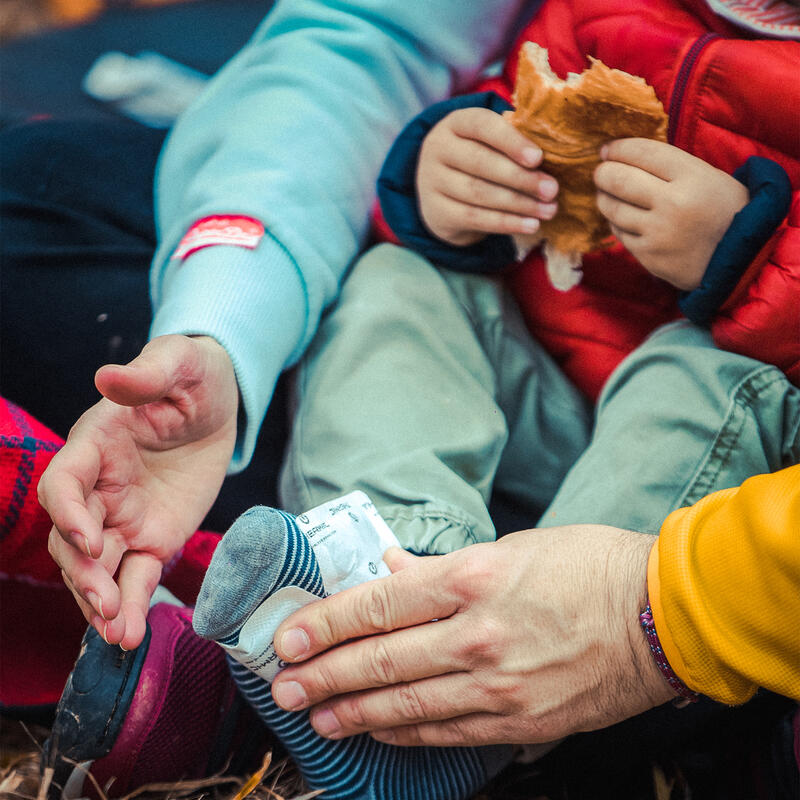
{"left": 507, "top": 188, "right": 535, "bottom": 215}
{"left": 456, "top": 547, "right": 495, "bottom": 596}
{"left": 498, "top": 161, "right": 522, "bottom": 190}
{"left": 395, "top": 683, "right": 428, "bottom": 722}
{"left": 341, "top": 696, "right": 372, "bottom": 730}
{"left": 440, "top": 716, "right": 478, "bottom": 746}
{"left": 356, "top": 583, "right": 395, "bottom": 632}
{"left": 491, "top": 676, "right": 527, "bottom": 713}
{"left": 460, "top": 203, "right": 482, "bottom": 229}
{"left": 368, "top": 639, "right": 399, "bottom": 686}
{"left": 605, "top": 170, "right": 626, "bottom": 199}
{"left": 665, "top": 187, "right": 691, "bottom": 216}
{"left": 465, "top": 175, "right": 488, "bottom": 205}
{"left": 458, "top": 619, "right": 504, "bottom": 666}
{"left": 403, "top": 725, "right": 433, "bottom": 746}
{"left": 309, "top": 606, "right": 341, "bottom": 650}
{"left": 313, "top": 661, "right": 343, "bottom": 699}
{"left": 393, "top": 726, "right": 424, "bottom": 746}
{"left": 463, "top": 206, "right": 478, "bottom": 226}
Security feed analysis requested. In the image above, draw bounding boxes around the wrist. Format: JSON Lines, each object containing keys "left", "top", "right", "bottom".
{"left": 619, "top": 533, "right": 677, "bottom": 710}
{"left": 679, "top": 156, "right": 792, "bottom": 325}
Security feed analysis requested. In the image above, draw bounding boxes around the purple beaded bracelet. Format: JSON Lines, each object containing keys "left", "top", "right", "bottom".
{"left": 639, "top": 602, "right": 700, "bottom": 706}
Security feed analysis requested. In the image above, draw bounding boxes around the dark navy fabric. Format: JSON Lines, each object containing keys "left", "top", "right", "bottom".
{"left": 0, "top": 117, "right": 164, "bottom": 433}
{"left": 679, "top": 156, "right": 793, "bottom": 326}
{"left": 377, "top": 91, "right": 518, "bottom": 274}
{"left": 0, "top": 0, "right": 286, "bottom": 534}
{"left": 0, "top": 0, "right": 269, "bottom": 125}
{"left": 0, "top": 115, "right": 290, "bottom": 534}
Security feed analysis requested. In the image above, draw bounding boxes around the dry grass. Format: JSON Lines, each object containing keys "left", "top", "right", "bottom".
{"left": 0, "top": 716, "right": 561, "bottom": 800}
{"left": 0, "top": 714, "right": 687, "bottom": 800}
{"left": 0, "top": 717, "right": 314, "bottom": 800}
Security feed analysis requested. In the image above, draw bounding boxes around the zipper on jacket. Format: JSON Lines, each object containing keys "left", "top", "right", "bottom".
{"left": 667, "top": 32, "right": 721, "bottom": 143}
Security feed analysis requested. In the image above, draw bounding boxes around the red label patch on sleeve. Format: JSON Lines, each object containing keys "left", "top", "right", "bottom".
{"left": 172, "top": 216, "right": 265, "bottom": 261}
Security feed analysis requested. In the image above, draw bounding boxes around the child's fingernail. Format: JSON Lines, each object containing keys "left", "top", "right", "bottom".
{"left": 86, "top": 591, "right": 105, "bottom": 618}
{"left": 540, "top": 203, "right": 558, "bottom": 220}
{"left": 538, "top": 177, "right": 558, "bottom": 200}
{"left": 521, "top": 218, "right": 540, "bottom": 233}
{"left": 600, "top": 144, "right": 609, "bottom": 160}
{"left": 71, "top": 531, "right": 93, "bottom": 558}
{"left": 522, "top": 146, "right": 542, "bottom": 166}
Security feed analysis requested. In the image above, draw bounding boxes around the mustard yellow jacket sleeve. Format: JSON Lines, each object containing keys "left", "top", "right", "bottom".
{"left": 648, "top": 465, "right": 800, "bottom": 704}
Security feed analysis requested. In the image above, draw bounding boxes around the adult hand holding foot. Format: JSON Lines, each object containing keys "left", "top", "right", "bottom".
{"left": 271, "top": 525, "right": 674, "bottom": 746}
{"left": 39, "top": 334, "right": 238, "bottom": 650}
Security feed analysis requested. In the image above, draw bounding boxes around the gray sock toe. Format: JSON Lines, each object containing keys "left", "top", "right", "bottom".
{"left": 193, "top": 506, "right": 290, "bottom": 642}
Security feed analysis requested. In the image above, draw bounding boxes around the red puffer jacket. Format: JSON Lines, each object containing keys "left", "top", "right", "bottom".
{"left": 472, "top": 0, "right": 800, "bottom": 399}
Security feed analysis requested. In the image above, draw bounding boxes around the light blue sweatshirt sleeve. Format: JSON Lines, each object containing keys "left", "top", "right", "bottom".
{"left": 149, "top": 0, "right": 538, "bottom": 470}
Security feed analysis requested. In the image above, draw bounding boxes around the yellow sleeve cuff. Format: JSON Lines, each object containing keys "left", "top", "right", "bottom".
{"left": 650, "top": 467, "right": 800, "bottom": 705}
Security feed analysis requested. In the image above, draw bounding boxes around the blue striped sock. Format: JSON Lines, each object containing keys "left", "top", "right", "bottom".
{"left": 193, "top": 505, "right": 511, "bottom": 800}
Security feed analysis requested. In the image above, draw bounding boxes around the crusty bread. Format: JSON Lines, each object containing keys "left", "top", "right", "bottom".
{"left": 508, "top": 42, "right": 667, "bottom": 289}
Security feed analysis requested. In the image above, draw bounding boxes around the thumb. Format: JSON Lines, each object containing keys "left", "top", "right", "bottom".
{"left": 384, "top": 546, "right": 427, "bottom": 573}
{"left": 94, "top": 335, "right": 186, "bottom": 406}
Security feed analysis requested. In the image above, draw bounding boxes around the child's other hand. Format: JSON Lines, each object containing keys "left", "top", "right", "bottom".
{"left": 416, "top": 108, "right": 559, "bottom": 247}
{"left": 595, "top": 139, "right": 749, "bottom": 290}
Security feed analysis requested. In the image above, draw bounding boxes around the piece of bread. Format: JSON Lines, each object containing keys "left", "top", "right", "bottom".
{"left": 508, "top": 42, "right": 668, "bottom": 289}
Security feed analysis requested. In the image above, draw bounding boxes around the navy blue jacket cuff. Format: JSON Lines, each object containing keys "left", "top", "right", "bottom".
{"left": 679, "top": 156, "right": 792, "bottom": 326}
{"left": 377, "top": 92, "right": 517, "bottom": 273}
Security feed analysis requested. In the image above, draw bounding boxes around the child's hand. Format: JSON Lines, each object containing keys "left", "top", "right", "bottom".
{"left": 416, "top": 107, "right": 559, "bottom": 247}
{"left": 594, "top": 139, "right": 749, "bottom": 290}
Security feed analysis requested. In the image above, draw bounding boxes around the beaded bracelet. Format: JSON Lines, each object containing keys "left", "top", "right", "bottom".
{"left": 639, "top": 602, "right": 700, "bottom": 706}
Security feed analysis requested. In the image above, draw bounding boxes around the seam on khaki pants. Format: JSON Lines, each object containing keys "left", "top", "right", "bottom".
{"left": 678, "top": 366, "right": 793, "bottom": 509}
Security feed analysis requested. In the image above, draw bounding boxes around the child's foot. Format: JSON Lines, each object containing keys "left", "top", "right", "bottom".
{"left": 193, "top": 504, "right": 512, "bottom": 800}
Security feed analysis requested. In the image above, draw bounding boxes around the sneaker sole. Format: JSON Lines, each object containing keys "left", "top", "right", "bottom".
{"left": 41, "top": 622, "right": 152, "bottom": 796}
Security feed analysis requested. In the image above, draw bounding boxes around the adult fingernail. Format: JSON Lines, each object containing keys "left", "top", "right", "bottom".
{"left": 521, "top": 218, "right": 540, "bottom": 233}
{"left": 538, "top": 177, "right": 558, "bottom": 200}
{"left": 71, "top": 531, "right": 93, "bottom": 558}
{"left": 101, "top": 621, "right": 109, "bottom": 644}
{"left": 372, "top": 730, "right": 396, "bottom": 743}
{"left": 280, "top": 628, "right": 310, "bottom": 660}
{"left": 312, "top": 709, "right": 341, "bottom": 738}
{"left": 273, "top": 680, "right": 308, "bottom": 711}
{"left": 522, "top": 146, "right": 542, "bottom": 166}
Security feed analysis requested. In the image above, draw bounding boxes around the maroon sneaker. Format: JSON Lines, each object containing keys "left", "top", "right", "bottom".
{"left": 43, "top": 602, "right": 270, "bottom": 798}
